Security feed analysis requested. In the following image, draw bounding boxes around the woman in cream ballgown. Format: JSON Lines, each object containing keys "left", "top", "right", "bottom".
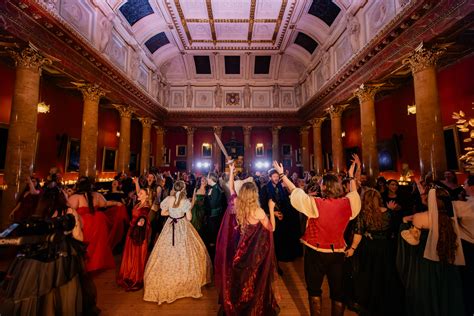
{"left": 143, "top": 180, "right": 212, "bottom": 304}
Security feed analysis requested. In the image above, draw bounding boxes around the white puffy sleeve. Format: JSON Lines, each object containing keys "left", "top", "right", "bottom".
{"left": 290, "top": 188, "right": 319, "bottom": 218}
{"left": 346, "top": 190, "right": 361, "bottom": 220}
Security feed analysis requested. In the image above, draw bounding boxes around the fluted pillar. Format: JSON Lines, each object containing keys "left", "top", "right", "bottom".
{"left": 114, "top": 104, "right": 133, "bottom": 173}
{"left": 328, "top": 104, "right": 348, "bottom": 173}
{"left": 355, "top": 84, "right": 382, "bottom": 177}
{"left": 75, "top": 83, "right": 106, "bottom": 178}
{"left": 185, "top": 126, "right": 195, "bottom": 172}
{"left": 1, "top": 47, "right": 51, "bottom": 227}
{"left": 243, "top": 126, "right": 252, "bottom": 172}
{"left": 310, "top": 117, "right": 325, "bottom": 174}
{"left": 404, "top": 43, "right": 447, "bottom": 176}
{"left": 139, "top": 117, "right": 154, "bottom": 174}
{"left": 213, "top": 126, "right": 223, "bottom": 168}
{"left": 271, "top": 126, "right": 281, "bottom": 162}
{"left": 300, "top": 126, "right": 310, "bottom": 171}
{"left": 155, "top": 126, "right": 165, "bottom": 168}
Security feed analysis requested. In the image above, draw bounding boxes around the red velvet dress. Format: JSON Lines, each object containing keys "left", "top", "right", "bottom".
{"left": 224, "top": 221, "right": 280, "bottom": 315}
{"left": 103, "top": 204, "right": 129, "bottom": 249}
{"left": 76, "top": 207, "right": 115, "bottom": 272}
{"left": 117, "top": 205, "right": 150, "bottom": 291}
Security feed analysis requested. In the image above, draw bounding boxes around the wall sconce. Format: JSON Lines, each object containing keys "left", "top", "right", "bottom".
{"left": 116, "top": 131, "right": 120, "bottom": 137}
{"left": 37, "top": 102, "right": 50, "bottom": 114}
{"left": 407, "top": 104, "right": 416, "bottom": 115}
{"left": 341, "top": 131, "right": 346, "bottom": 138}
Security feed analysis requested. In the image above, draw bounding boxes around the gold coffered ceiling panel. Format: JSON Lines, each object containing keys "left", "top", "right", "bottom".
{"left": 168, "top": 0, "right": 294, "bottom": 50}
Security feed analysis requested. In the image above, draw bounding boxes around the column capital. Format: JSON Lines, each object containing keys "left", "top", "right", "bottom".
{"left": 139, "top": 117, "right": 155, "bottom": 128}
{"left": 403, "top": 42, "right": 448, "bottom": 74}
{"left": 299, "top": 126, "right": 310, "bottom": 135}
{"left": 271, "top": 126, "right": 281, "bottom": 134}
{"left": 354, "top": 83, "right": 383, "bottom": 103}
{"left": 113, "top": 104, "right": 134, "bottom": 118}
{"left": 73, "top": 83, "right": 107, "bottom": 102}
{"left": 243, "top": 126, "right": 252, "bottom": 135}
{"left": 213, "top": 126, "right": 223, "bottom": 135}
{"left": 155, "top": 126, "right": 165, "bottom": 134}
{"left": 10, "top": 46, "right": 53, "bottom": 71}
{"left": 309, "top": 117, "right": 326, "bottom": 128}
{"left": 184, "top": 126, "right": 196, "bottom": 135}
{"left": 327, "top": 104, "right": 348, "bottom": 119}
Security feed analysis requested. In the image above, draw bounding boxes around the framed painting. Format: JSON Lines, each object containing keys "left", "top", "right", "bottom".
{"left": 130, "top": 152, "right": 139, "bottom": 172}
{"left": 176, "top": 145, "right": 187, "bottom": 157}
{"left": 283, "top": 158, "right": 292, "bottom": 169}
{"left": 444, "top": 125, "right": 461, "bottom": 170}
{"left": 102, "top": 147, "right": 117, "bottom": 172}
{"left": 377, "top": 140, "right": 396, "bottom": 171}
{"left": 66, "top": 138, "right": 80, "bottom": 172}
{"left": 256, "top": 144, "right": 264, "bottom": 157}
{"left": 202, "top": 143, "right": 212, "bottom": 158}
{"left": 175, "top": 160, "right": 187, "bottom": 171}
{"left": 282, "top": 144, "right": 292, "bottom": 157}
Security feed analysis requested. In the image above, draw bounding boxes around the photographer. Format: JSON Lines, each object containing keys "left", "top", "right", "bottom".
{"left": 0, "top": 180, "right": 100, "bottom": 315}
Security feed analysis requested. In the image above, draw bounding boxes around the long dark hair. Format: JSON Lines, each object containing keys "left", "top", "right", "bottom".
{"left": 75, "top": 176, "right": 95, "bottom": 213}
{"left": 435, "top": 188, "right": 458, "bottom": 264}
{"left": 34, "top": 184, "right": 68, "bottom": 218}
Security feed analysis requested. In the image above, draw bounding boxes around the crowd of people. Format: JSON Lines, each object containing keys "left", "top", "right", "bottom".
{"left": 1, "top": 156, "right": 473, "bottom": 316}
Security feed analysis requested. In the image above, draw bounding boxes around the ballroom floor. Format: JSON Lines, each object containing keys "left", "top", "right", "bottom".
{"left": 94, "top": 256, "right": 357, "bottom": 316}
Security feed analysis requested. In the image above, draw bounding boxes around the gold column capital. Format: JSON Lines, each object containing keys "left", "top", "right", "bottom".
{"left": 243, "top": 126, "right": 252, "bottom": 135}
{"left": 403, "top": 42, "right": 448, "bottom": 74}
{"left": 327, "top": 104, "right": 348, "bottom": 119}
{"left": 309, "top": 117, "right": 326, "bottom": 128}
{"left": 184, "top": 126, "right": 196, "bottom": 135}
{"left": 354, "top": 83, "right": 383, "bottom": 103}
{"left": 299, "top": 126, "right": 310, "bottom": 135}
{"left": 213, "top": 126, "right": 223, "bottom": 135}
{"left": 73, "top": 83, "right": 107, "bottom": 102}
{"left": 139, "top": 117, "right": 155, "bottom": 128}
{"left": 271, "top": 126, "right": 281, "bottom": 134}
{"left": 10, "top": 46, "right": 53, "bottom": 71}
{"left": 155, "top": 126, "right": 166, "bottom": 134}
{"left": 113, "top": 104, "right": 134, "bottom": 118}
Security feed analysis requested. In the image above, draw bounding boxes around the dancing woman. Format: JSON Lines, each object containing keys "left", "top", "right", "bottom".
{"left": 143, "top": 180, "right": 211, "bottom": 304}
{"left": 117, "top": 188, "right": 151, "bottom": 291}
{"left": 214, "top": 163, "right": 270, "bottom": 314}
{"left": 273, "top": 155, "right": 361, "bottom": 316}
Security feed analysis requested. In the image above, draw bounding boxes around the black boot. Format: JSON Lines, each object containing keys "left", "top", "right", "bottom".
{"left": 308, "top": 296, "right": 322, "bottom": 316}
{"left": 331, "top": 300, "right": 345, "bottom": 316}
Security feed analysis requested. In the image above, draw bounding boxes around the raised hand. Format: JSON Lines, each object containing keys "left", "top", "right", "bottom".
{"left": 387, "top": 200, "right": 399, "bottom": 210}
{"left": 272, "top": 161, "right": 284, "bottom": 174}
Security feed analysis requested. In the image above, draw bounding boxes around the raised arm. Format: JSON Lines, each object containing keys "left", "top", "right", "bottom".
{"left": 353, "top": 153, "right": 362, "bottom": 184}
{"left": 348, "top": 155, "right": 358, "bottom": 192}
{"left": 27, "top": 177, "right": 40, "bottom": 195}
{"left": 272, "top": 161, "right": 319, "bottom": 218}
{"left": 133, "top": 177, "right": 140, "bottom": 195}
{"left": 272, "top": 161, "right": 296, "bottom": 193}
{"left": 229, "top": 162, "right": 236, "bottom": 195}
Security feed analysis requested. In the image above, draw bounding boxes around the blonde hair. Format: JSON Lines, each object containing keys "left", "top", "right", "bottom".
{"left": 235, "top": 182, "right": 260, "bottom": 230}
{"left": 172, "top": 180, "right": 186, "bottom": 208}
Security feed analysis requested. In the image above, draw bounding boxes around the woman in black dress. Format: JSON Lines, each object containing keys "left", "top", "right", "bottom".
{"left": 346, "top": 188, "right": 404, "bottom": 316}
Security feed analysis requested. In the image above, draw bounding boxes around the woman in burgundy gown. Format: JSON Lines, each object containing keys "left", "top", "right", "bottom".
{"left": 217, "top": 163, "right": 280, "bottom": 315}
{"left": 68, "top": 177, "right": 115, "bottom": 272}
{"left": 117, "top": 188, "right": 151, "bottom": 291}
{"left": 9, "top": 176, "right": 41, "bottom": 222}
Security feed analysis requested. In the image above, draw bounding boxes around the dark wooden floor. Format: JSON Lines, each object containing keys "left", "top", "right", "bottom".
{"left": 94, "top": 256, "right": 357, "bottom": 315}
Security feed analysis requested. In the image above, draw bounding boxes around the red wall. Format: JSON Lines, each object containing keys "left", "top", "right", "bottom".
{"left": 0, "top": 62, "right": 14, "bottom": 125}
{"left": 97, "top": 107, "right": 120, "bottom": 178}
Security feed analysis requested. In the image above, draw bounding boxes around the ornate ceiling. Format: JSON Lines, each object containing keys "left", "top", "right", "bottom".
{"left": 26, "top": 0, "right": 418, "bottom": 112}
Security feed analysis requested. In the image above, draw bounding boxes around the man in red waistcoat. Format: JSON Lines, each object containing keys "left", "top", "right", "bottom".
{"left": 273, "top": 157, "right": 361, "bottom": 316}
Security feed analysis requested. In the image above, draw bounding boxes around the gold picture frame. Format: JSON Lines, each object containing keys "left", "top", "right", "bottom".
{"left": 65, "top": 138, "right": 80, "bottom": 172}
{"left": 176, "top": 145, "right": 187, "bottom": 157}
{"left": 202, "top": 143, "right": 212, "bottom": 158}
{"left": 102, "top": 147, "right": 118, "bottom": 172}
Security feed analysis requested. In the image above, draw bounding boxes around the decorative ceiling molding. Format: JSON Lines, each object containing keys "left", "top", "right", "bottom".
{"left": 166, "top": 0, "right": 294, "bottom": 50}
